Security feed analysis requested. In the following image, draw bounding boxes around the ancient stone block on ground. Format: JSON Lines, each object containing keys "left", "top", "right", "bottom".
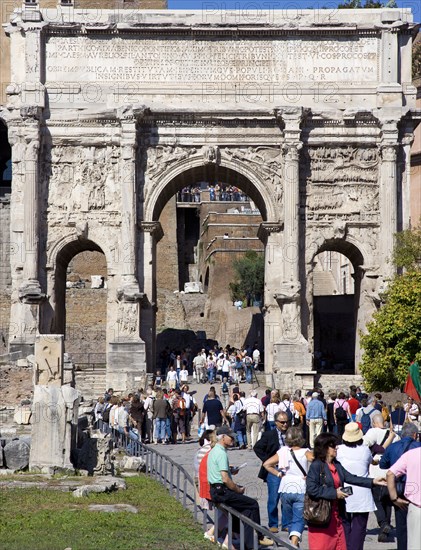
{"left": 4, "top": 439, "right": 30, "bottom": 470}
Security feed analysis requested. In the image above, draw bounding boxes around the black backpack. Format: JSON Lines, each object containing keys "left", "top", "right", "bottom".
{"left": 102, "top": 404, "right": 111, "bottom": 423}
{"left": 335, "top": 401, "right": 348, "bottom": 423}
{"left": 284, "top": 402, "right": 293, "bottom": 423}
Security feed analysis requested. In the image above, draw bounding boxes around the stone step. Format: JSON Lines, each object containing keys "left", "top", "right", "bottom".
{"left": 75, "top": 369, "right": 106, "bottom": 401}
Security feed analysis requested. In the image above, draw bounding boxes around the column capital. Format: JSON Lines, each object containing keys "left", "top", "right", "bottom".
{"left": 274, "top": 281, "right": 301, "bottom": 304}
{"left": 138, "top": 221, "right": 164, "bottom": 242}
{"left": 257, "top": 221, "right": 283, "bottom": 243}
{"left": 282, "top": 141, "right": 303, "bottom": 161}
{"left": 117, "top": 104, "right": 149, "bottom": 124}
{"left": 380, "top": 144, "right": 398, "bottom": 162}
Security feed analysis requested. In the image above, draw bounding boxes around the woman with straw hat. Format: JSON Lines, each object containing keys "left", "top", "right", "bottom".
{"left": 336, "top": 422, "right": 376, "bottom": 550}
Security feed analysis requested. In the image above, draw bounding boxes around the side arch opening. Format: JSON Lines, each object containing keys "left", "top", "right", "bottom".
{"left": 312, "top": 240, "right": 364, "bottom": 374}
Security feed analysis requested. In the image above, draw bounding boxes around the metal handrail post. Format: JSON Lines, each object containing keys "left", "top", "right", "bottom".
{"left": 183, "top": 476, "right": 187, "bottom": 508}
{"left": 170, "top": 462, "right": 174, "bottom": 496}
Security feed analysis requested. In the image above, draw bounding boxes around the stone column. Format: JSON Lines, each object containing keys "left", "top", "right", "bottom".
{"left": 378, "top": 119, "right": 399, "bottom": 280}
{"left": 7, "top": 114, "right": 44, "bottom": 355}
{"left": 258, "top": 222, "right": 283, "bottom": 379}
{"left": 400, "top": 132, "right": 414, "bottom": 229}
{"left": 22, "top": 124, "right": 41, "bottom": 288}
{"left": 139, "top": 221, "right": 163, "bottom": 372}
{"left": 119, "top": 119, "right": 139, "bottom": 297}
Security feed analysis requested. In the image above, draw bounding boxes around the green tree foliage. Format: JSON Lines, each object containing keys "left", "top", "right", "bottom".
{"left": 360, "top": 271, "right": 421, "bottom": 391}
{"left": 393, "top": 223, "right": 421, "bottom": 271}
{"left": 229, "top": 250, "right": 264, "bottom": 305}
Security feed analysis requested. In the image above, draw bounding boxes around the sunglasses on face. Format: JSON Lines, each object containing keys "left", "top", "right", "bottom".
{"left": 277, "top": 420, "right": 288, "bottom": 424}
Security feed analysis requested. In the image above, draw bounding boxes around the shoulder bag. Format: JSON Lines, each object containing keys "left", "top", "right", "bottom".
{"left": 303, "top": 465, "right": 332, "bottom": 527}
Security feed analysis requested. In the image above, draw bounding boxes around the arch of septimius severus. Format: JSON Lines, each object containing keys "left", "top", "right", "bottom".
{"left": 0, "top": 2, "right": 420, "bottom": 391}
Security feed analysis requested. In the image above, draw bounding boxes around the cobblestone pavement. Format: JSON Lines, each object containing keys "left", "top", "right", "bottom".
{"left": 154, "top": 380, "right": 398, "bottom": 550}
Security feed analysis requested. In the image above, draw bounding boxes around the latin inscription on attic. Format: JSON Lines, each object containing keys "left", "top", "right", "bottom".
{"left": 45, "top": 35, "right": 380, "bottom": 84}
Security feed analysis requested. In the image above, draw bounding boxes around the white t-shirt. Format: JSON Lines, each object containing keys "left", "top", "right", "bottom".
{"left": 337, "top": 444, "right": 376, "bottom": 513}
{"left": 279, "top": 400, "right": 295, "bottom": 415}
{"left": 180, "top": 369, "right": 189, "bottom": 382}
{"left": 364, "top": 427, "right": 400, "bottom": 476}
{"left": 278, "top": 447, "right": 309, "bottom": 494}
{"left": 222, "top": 359, "right": 230, "bottom": 373}
{"left": 266, "top": 402, "right": 281, "bottom": 422}
{"left": 243, "top": 397, "right": 264, "bottom": 415}
{"left": 363, "top": 427, "right": 400, "bottom": 448}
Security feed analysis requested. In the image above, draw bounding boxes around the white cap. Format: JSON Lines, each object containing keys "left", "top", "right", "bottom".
{"left": 312, "top": 392, "right": 319, "bottom": 398}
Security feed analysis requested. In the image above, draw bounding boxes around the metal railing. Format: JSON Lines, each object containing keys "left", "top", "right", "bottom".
{"left": 108, "top": 426, "right": 296, "bottom": 550}
{"left": 71, "top": 353, "right": 107, "bottom": 369}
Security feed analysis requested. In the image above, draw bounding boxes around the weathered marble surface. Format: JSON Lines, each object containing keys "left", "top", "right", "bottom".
{"left": 1, "top": 6, "right": 420, "bottom": 389}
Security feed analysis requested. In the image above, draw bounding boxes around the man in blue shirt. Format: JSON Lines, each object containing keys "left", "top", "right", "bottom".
{"left": 306, "top": 392, "right": 327, "bottom": 449}
{"left": 379, "top": 422, "right": 420, "bottom": 548}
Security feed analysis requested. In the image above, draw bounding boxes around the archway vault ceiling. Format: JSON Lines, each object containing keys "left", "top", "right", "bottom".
{"left": 316, "top": 239, "right": 364, "bottom": 270}
{"left": 151, "top": 164, "right": 267, "bottom": 222}
{"left": 56, "top": 239, "right": 105, "bottom": 271}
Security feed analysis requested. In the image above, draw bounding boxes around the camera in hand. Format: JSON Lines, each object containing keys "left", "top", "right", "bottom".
{"left": 341, "top": 486, "right": 353, "bottom": 496}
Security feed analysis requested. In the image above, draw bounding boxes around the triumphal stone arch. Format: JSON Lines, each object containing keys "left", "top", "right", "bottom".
{"left": 1, "top": 4, "right": 420, "bottom": 391}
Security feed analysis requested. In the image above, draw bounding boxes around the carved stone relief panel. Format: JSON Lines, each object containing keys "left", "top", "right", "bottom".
{"left": 302, "top": 146, "right": 380, "bottom": 222}
{"left": 46, "top": 145, "right": 121, "bottom": 214}
{"left": 145, "top": 145, "right": 197, "bottom": 178}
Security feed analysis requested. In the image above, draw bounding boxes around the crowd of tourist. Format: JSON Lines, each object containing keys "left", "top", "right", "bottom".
{"left": 94, "top": 384, "right": 198, "bottom": 446}
{"left": 177, "top": 183, "right": 249, "bottom": 203}
{"left": 193, "top": 383, "right": 420, "bottom": 550}
{"left": 94, "top": 365, "right": 421, "bottom": 550}
{"left": 158, "top": 343, "right": 261, "bottom": 384}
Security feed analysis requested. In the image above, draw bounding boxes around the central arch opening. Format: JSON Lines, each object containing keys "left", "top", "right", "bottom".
{"left": 152, "top": 163, "right": 267, "bottom": 374}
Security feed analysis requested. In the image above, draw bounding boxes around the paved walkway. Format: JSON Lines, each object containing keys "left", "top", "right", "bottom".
{"left": 155, "top": 380, "right": 398, "bottom": 550}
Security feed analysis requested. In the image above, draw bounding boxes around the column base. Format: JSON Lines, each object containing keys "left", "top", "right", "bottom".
{"left": 272, "top": 370, "right": 316, "bottom": 393}
{"left": 107, "top": 339, "right": 147, "bottom": 393}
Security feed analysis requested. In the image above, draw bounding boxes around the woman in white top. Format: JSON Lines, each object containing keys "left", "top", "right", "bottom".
{"left": 336, "top": 422, "right": 377, "bottom": 550}
{"left": 265, "top": 393, "right": 281, "bottom": 431}
{"left": 263, "top": 427, "right": 313, "bottom": 548}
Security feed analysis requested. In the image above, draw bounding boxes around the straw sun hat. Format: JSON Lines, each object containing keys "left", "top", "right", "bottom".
{"left": 342, "top": 422, "right": 363, "bottom": 443}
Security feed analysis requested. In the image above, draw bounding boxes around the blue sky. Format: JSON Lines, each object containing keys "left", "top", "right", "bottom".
{"left": 168, "top": 0, "right": 419, "bottom": 19}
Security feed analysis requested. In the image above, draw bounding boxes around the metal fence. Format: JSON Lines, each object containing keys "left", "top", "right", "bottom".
{"left": 71, "top": 353, "right": 106, "bottom": 369}
{"left": 109, "top": 427, "right": 296, "bottom": 550}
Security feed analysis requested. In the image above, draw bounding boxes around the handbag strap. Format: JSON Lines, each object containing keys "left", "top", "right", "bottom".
{"left": 290, "top": 449, "right": 307, "bottom": 478}
{"left": 380, "top": 430, "right": 390, "bottom": 447}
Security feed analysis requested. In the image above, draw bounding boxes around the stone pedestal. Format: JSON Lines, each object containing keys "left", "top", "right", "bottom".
{"left": 107, "top": 340, "right": 147, "bottom": 392}
{"left": 34, "top": 334, "right": 64, "bottom": 386}
{"left": 29, "top": 384, "right": 79, "bottom": 473}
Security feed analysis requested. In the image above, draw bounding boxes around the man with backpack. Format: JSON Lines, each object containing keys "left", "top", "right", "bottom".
{"left": 172, "top": 389, "right": 187, "bottom": 443}
{"left": 278, "top": 393, "right": 299, "bottom": 426}
{"left": 356, "top": 397, "right": 377, "bottom": 434}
